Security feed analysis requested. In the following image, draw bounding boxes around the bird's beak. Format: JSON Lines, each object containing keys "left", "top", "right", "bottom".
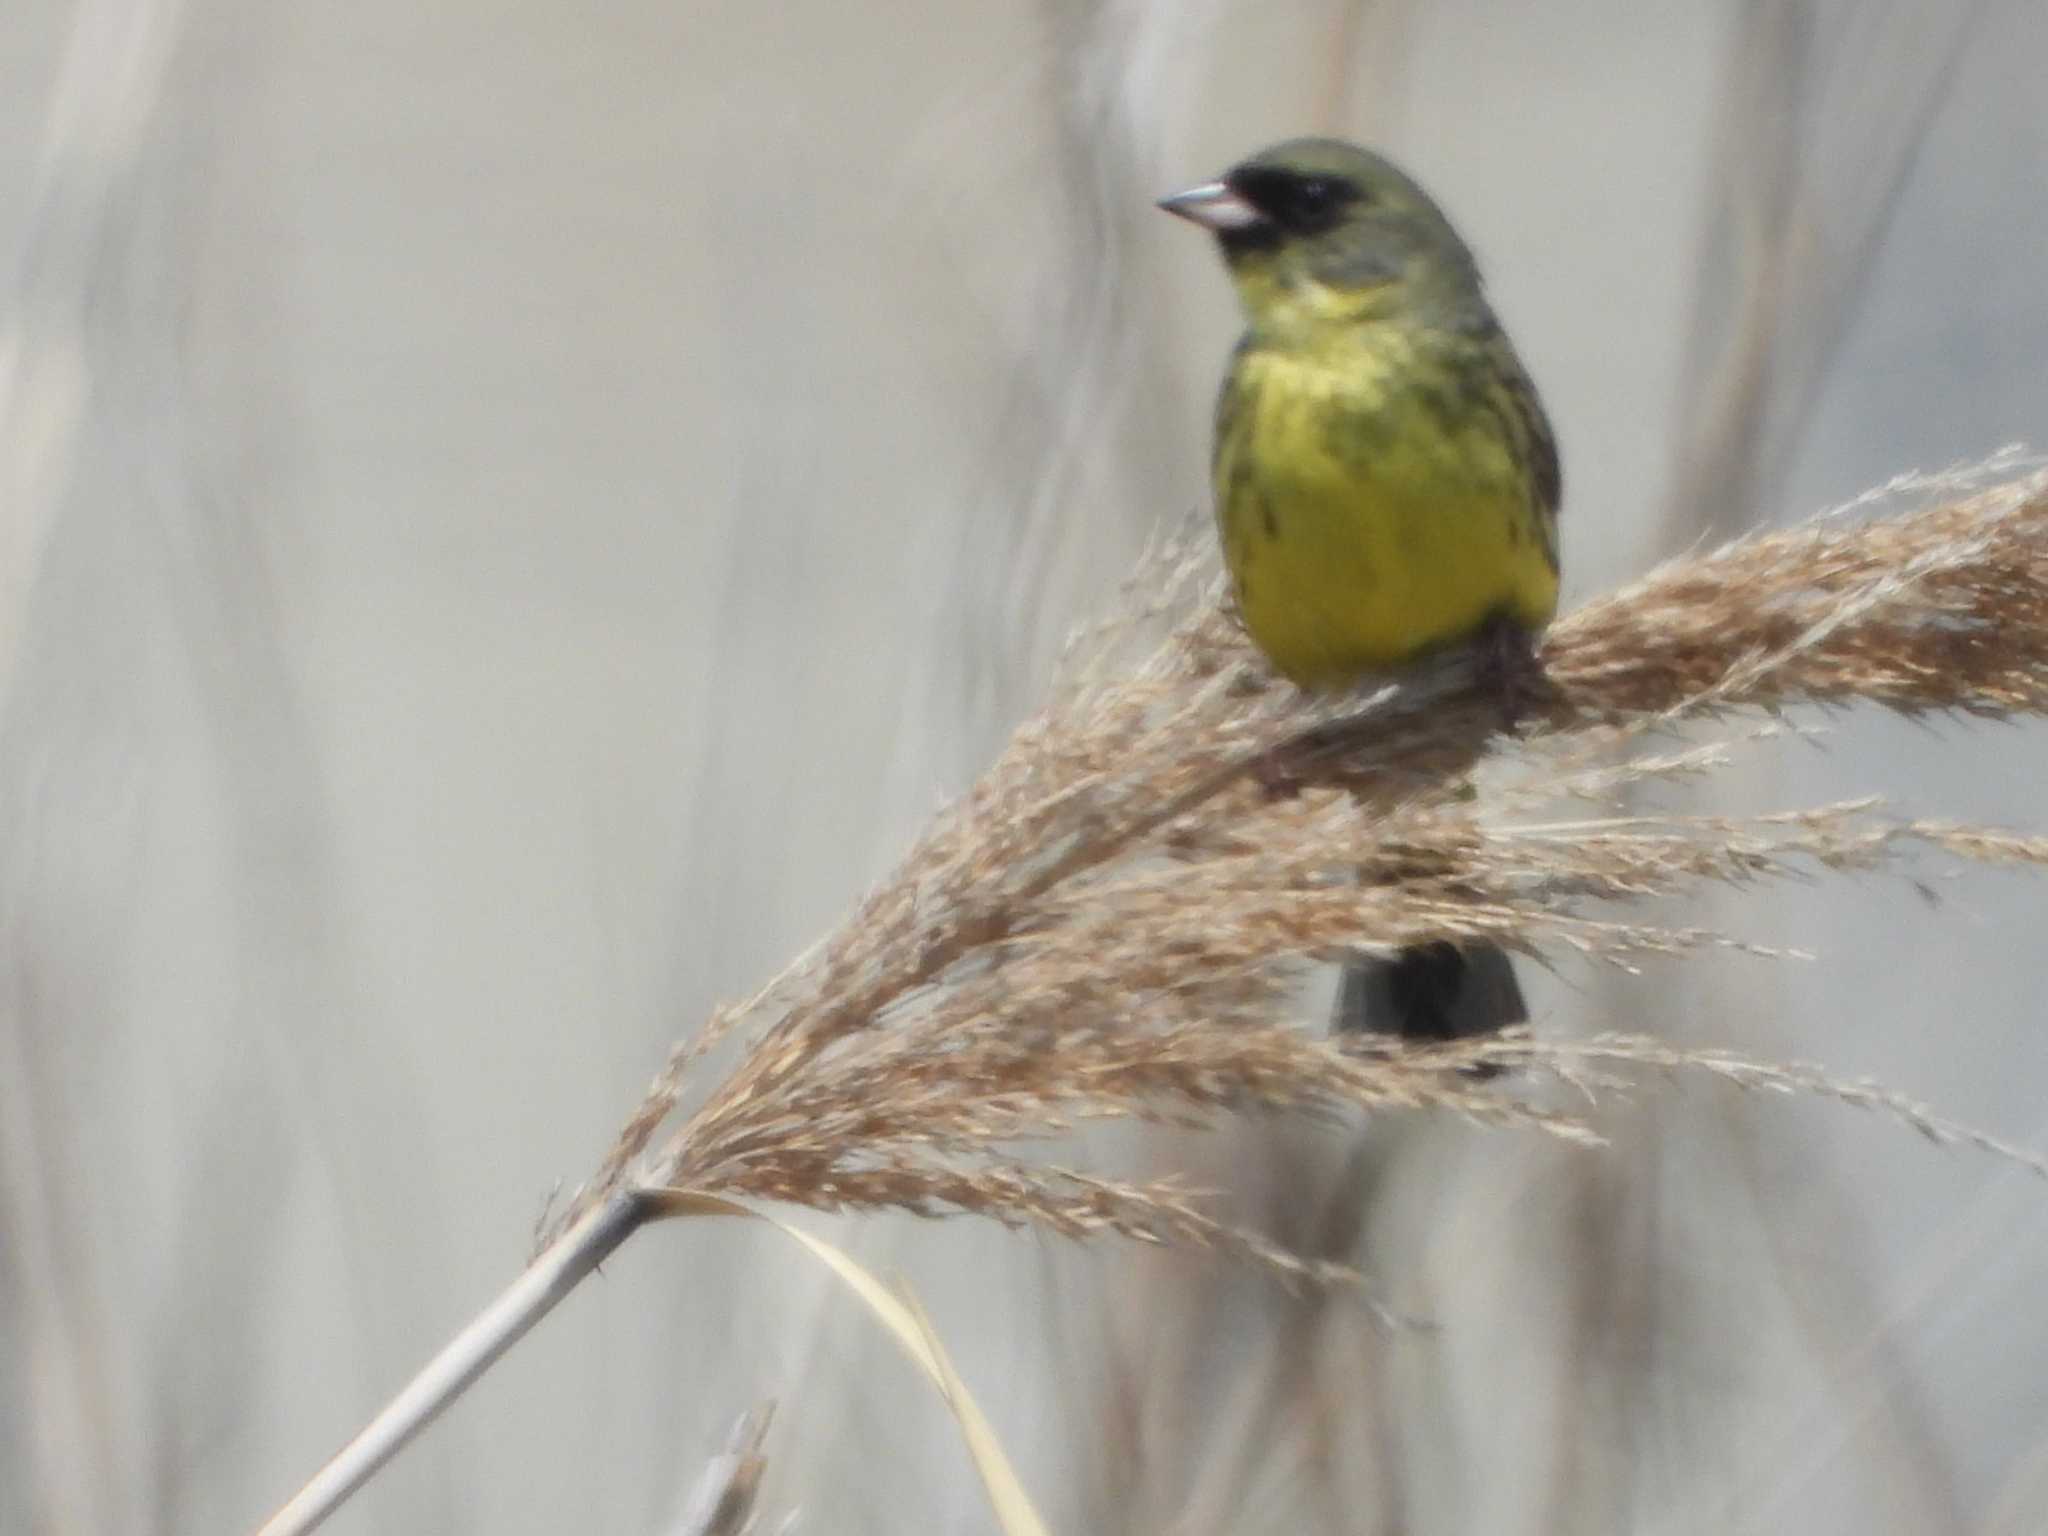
{"left": 1156, "top": 180, "right": 1264, "bottom": 232}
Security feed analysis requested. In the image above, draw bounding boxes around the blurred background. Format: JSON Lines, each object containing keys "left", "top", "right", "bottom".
{"left": 2, "top": 2, "right": 2045, "bottom": 1531}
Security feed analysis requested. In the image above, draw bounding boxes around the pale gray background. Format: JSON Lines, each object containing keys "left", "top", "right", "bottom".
{"left": 2, "top": 3, "right": 2045, "bottom": 1532}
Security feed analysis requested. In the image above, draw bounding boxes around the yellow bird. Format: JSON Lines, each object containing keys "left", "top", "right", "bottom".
{"left": 1160, "top": 136, "right": 1561, "bottom": 1046}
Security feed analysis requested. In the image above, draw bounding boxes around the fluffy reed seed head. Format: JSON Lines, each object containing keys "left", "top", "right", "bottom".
{"left": 558, "top": 459, "right": 2048, "bottom": 1272}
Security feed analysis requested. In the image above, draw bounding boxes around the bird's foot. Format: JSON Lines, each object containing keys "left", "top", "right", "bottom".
{"left": 1474, "top": 614, "right": 1554, "bottom": 731}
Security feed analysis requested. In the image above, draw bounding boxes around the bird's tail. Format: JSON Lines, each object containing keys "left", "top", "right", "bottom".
{"left": 1332, "top": 942, "right": 1526, "bottom": 1057}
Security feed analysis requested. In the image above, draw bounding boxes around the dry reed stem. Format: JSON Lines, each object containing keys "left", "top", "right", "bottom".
{"left": 565, "top": 460, "right": 2048, "bottom": 1265}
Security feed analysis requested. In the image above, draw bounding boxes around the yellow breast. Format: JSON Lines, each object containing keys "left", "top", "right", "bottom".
{"left": 1213, "top": 329, "right": 1558, "bottom": 689}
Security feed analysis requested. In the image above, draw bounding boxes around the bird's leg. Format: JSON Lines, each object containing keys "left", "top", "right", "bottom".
{"left": 1474, "top": 612, "right": 1553, "bottom": 730}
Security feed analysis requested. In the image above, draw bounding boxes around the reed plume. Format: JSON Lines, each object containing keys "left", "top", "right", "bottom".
{"left": 262, "top": 458, "right": 2048, "bottom": 1536}
{"left": 574, "top": 456, "right": 2048, "bottom": 1258}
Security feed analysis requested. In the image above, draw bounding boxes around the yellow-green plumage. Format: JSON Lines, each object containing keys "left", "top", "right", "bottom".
{"left": 1216, "top": 314, "right": 1558, "bottom": 686}
{"left": 1166, "top": 137, "right": 1560, "bottom": 689}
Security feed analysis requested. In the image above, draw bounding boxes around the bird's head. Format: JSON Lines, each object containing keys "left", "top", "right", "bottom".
{"left": 1159, "top": 138, "right": 1485, "bottom": 338}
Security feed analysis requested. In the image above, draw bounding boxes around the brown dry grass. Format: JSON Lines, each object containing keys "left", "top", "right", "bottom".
{"left": 561, "top": 457, "right": 2048, "bottom": 1273}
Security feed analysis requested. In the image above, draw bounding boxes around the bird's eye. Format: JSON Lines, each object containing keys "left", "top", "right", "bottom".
{"left": 1277, "top": 175, "right": 1357, "bottom": 230}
